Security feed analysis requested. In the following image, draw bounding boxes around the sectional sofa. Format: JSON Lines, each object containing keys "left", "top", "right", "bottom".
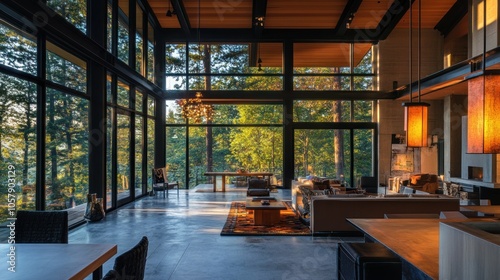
{"left": 309, "top": 195, "right": 460, "bottom": 234}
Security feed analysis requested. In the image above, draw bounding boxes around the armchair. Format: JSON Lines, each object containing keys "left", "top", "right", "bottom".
{"left": 152, "top": 168, "right": 179, "bottom": 197}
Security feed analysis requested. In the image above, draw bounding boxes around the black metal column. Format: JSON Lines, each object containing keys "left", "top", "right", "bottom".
{"left": 88, "top": 0, "right": 107, "bottom": 198}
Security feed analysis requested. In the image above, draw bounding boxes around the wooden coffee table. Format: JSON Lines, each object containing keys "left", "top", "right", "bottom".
{"left": 245, "top": 199, "right": 287, "bottom": 226}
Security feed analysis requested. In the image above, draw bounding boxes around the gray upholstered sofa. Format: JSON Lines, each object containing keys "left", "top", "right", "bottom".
{"left": 310, "top": 196, "right": 460, "bottom": 234}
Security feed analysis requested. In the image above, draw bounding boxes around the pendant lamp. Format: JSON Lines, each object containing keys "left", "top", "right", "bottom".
{"left": 402, "top": 0, "right": 430, "bottom": 147}
{"left": 466, "top": 0, "right": 500, "bottom": 153}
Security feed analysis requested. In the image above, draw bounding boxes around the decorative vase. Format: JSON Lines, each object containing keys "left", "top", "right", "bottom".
{"left": 84, "top": 193, "right": 105, "bottom": 222}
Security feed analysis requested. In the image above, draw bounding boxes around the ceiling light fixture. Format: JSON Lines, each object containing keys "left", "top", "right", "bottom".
{"left": 176, "top": 0, "right": 213, "bottom": 123}
{"left": 466, "top": 0, "right": 500, "bottom": 153}
{"left": 176, "top": 92, "right": 213, "bottom": 123}
{"left": 402, "top": 0, "right": 430, "bottom": 148}
{"left": 166, "top": 1, "right": 174, "bottom": 17}
{"left": 254, "top": 16, "right": 265, "bottom": 27}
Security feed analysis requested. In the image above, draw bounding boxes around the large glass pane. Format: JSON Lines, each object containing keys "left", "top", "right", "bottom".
{"left": 0, "top": 20, "right": 37, "bottom": 75}
{"left": 166, "top": 127, "right": 186, "bottom": 188}
{"left": 0, "top": 73, "right": 37, "bottom": 223}
{"left": 106, "top": 107, "right": 113, "bottom": 209}
{"left": 135, "top": 116, "right": 144, "bottom": 197}
{"left": 187, "top": 76, "right": 283, "bottom": 91}
{"left": 106, "top": 1, "right": 113, "bottom": 53}
{"left": 135, "top": 3, "right": 144, "bottom": 75}
{"left": 117, "top": 78, "right": 129, "bottom": 108}
{"left": 106, "top": 73, "right": 113, "bottom": 103}
{"left": 188, "top": 126, "right": 283, "bottom": 189}
{"left": 147, "top": 118, "right": 155, "bottom": 191}
{"left": 47, "top": 0, "right": 87, "bottom": 33}
{"left": 135, "top": 89, "right": 143, "bottom": 112}
{"left": 353, "top": 129, "right": 374, "bottom": 187}
{"left": 116, "top": 114, "right": 130, "bottom": 200}
{"left": 166, "top": 43, "right": 187, "bottom": 90}
{"left": 354, "top": 48, "right": 374, "bottom": 74}
{"left": 147, "top": 95, "right": 155, "bottom": 116}
{"left": 354, "top": 101, "right": 373, "bottom": 122}
{"left": 293, "top": 100, "right": 351, "bottom": 122}
{"left": 293, "top": 75, "right": 351, "bottom": 91}
{"left": 294, "top": 129, "right": 351, "bottom": 185}
{"left": 45, "top": 88, "right": 89, "bottom": 210}
{"left": 46, "top": 41, "right": 87, "bottom": 93}
{"left": 147, "top": 21, "right": 154, "bottom": 83}
{"left": 117, "top": 0, "right": 130, "bottom": 65}
{"left": 167, "top": 102, "right": 282, "bottom": 125}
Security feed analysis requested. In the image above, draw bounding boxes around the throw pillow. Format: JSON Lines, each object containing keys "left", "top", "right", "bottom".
{"left": 298, "top": 186, "right": 318, "bottom": 218}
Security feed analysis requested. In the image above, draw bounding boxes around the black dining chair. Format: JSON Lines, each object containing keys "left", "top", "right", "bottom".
{"left": 15, "top": 210, "right": 68, "bottom": 243}
{"left": 102, "top": 236, "right": 149, "bottom": 280}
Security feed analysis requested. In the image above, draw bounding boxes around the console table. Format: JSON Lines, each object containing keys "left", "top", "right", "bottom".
{"left": 204, "top": 172, "right": 273, "bottom": 192}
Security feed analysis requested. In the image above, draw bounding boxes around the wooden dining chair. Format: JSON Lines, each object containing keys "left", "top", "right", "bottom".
{"left": 102, "top": 236, "right": 149, "bottom": 280}
{"left": 15, "top": 210, "right": 68, "bottom": 243}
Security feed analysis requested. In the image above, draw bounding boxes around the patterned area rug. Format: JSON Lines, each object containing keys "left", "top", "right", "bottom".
{"left": 221, "top": 201, "right": 311, "bottom": 236}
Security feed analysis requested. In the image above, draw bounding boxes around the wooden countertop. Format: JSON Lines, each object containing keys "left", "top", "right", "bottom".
{"left": 461, "top": 205, "right": 500, "bottom": 216}
{"left": 347, "top": 218, "right": 442, "bottom": 279}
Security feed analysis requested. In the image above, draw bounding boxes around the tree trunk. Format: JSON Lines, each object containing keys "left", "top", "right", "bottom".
{"left": 64, "top": 98, "right": 75, "bottom": 187}
{"left": 22, "top": 97, "right": 31, "bottom": 186}
{"left": 48, "top": 93, "right": 58, "bottom": 195}
{"left": 203, "top": 44, "right": 214, "bottom": 172}
{"left": 332, "top": 68, "right": 345, "bottom": 179}
{"left": 333, "top": 101, "right": 344, "bottom": 179}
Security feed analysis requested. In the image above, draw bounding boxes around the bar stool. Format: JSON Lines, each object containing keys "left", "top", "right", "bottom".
{"left": 338, "top": 242, "right": 402, "bottom": 280}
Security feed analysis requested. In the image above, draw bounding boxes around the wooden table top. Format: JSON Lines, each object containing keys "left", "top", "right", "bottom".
{"left": 347, "top": 218, "right": 442, "bottom": 279}
{"left": 204, "top": 171, "right": 273, "bottom": 176}
{"left": 0, "top": 243, "right": 117, "bottom": 280}
{"left": 245, "top": 200, "right": 287, "bottom": 210}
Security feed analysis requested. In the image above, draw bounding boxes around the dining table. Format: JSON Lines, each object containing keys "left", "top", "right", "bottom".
{"left": 204, "top": 171, "right": 274, "bottom": 192}
{"left": 0, "top": 243, "right": 117, "bottom": 280}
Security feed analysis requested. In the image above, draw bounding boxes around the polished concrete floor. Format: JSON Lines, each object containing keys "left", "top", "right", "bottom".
{"left": 71, "top": 188, "right": 363, "bottom": 280}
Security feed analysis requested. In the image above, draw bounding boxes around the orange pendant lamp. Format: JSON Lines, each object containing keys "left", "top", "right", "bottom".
{"left": 466, "top": 0, "right": 500, "bottom": 153}
{"left": 403, "top": 0, "right": 429, "bottom": 148}
{"left": 403, "top": 102, "right": 430, "bottom": 147}
{"left": 467, "top": 72, "right": 500, "bottom": 153}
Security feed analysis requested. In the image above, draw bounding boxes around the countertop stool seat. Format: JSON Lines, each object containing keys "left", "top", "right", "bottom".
{"left": 338, "top": 242, "right": 402, "bottom": 280}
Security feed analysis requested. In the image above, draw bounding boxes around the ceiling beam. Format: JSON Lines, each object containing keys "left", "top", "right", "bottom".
{"left": 377, "top": 0, "right": 413, "bottom": 40}
{"left": 162, "top": 28, "right": 380, "bottom": 43}
{"left": 434, "top": 0, "right": 468, "bottom": 37}
{"left": 252, "top": 0, "right": 267, "bottom": 37}
{"left": 335, "top": 0, "right": 363, "bottom": 36}
{"left": 171, "top": 0, "right": 191, "bottom": 38}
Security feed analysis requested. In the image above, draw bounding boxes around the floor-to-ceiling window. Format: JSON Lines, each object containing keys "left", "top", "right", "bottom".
{"left": 0, "top": 0, "right": 161, "bottom": 222}
{"left": 165, "top": 43, "right": 285, "bottom": 187}
{"left": 291, "top": 44, "right": 376, "bottom": 187}
{"left": 0, "top": 20, "right": 38, "bottom": 223}
{"left": 165, "top": 42, "right": 377, "bottom": 188}
{"left": 45, "top": 40, "right": 89, "bottom": 210}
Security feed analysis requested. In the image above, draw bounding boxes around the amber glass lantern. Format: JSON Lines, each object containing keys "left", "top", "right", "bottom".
{"left": 467, "top": 71, "right": 500, "bottom": 153}
{"left": 403, "top": 102, "right": 430, "bottom": 147}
